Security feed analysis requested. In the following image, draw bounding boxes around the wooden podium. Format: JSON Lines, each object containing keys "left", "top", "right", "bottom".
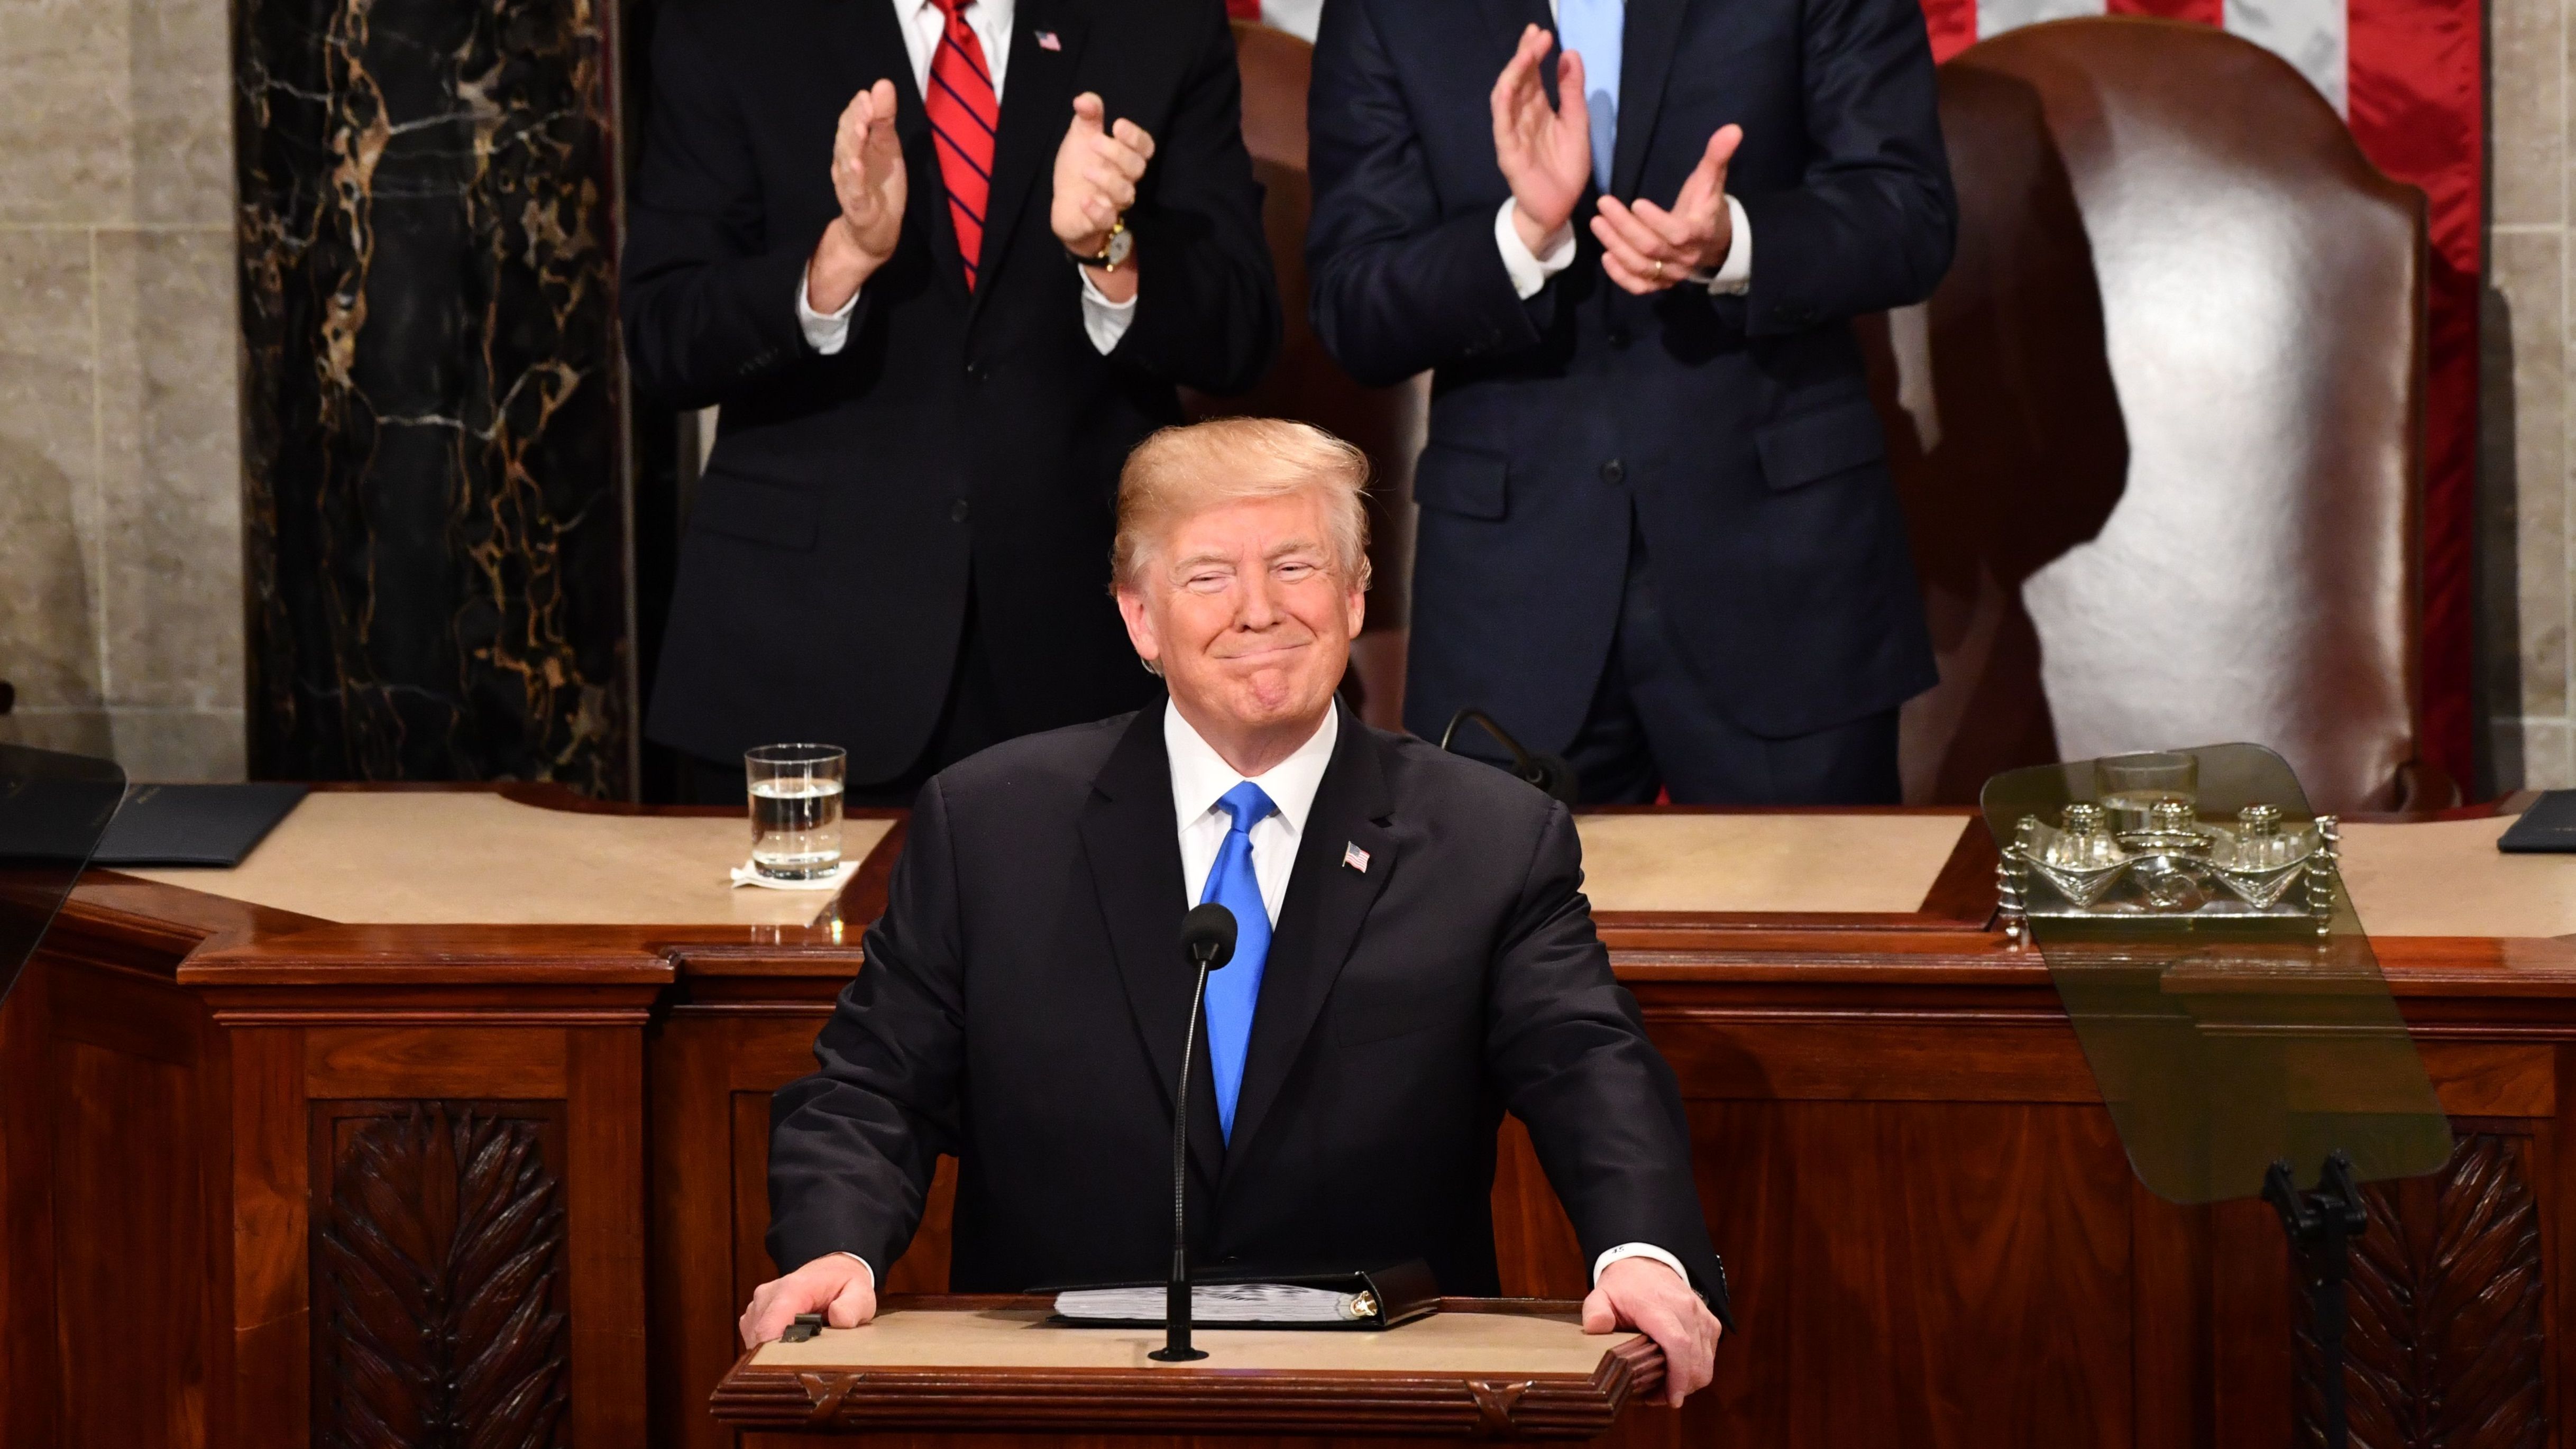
{"left": 711, "top": 1297, "right": 1663, "bottom": 1441}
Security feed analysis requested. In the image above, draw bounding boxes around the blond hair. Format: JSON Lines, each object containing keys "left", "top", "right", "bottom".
{"left": 1111, "top": 418, "right": 1373, "bottom": 591}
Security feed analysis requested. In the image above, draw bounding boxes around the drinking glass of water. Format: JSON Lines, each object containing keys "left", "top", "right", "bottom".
{"left": 745, "top": 744, "right": 846, "bottom": 881}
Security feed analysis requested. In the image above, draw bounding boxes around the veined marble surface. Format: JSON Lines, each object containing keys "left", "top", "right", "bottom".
{"left": 235, "top": 0, "right": 628, "bottom": 791}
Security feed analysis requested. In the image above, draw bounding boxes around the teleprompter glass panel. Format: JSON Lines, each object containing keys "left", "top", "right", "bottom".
{"left": 1982, "top": 743, "right": 2452, "bottom": 1204}
{"left": 0, "top": 744, "right": 126, "bottom": 1011}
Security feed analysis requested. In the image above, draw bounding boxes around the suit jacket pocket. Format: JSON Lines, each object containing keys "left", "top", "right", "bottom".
{"left": 691, "top": 468, "right": 821, "bottom": 551}
{"left": 1411, "top": 440, "right": 1510, "bottom": 520}
{"left": 1755, "top": 398, "right": 1889, "bottom": 492}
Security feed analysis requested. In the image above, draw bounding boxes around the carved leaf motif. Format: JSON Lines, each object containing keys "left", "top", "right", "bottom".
{"left": 2294, "top": 1133, "right": 2544, "bottom": 1449}
{"left": 315, "top": 1104, "right": 568, "bottom": 1449}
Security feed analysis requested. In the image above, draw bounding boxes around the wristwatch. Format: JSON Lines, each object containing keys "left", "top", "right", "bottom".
{"left": 1071, "top": 218, "right": 1132, "bottom": 273}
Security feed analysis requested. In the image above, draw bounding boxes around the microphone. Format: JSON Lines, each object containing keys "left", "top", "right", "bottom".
{"left": 1438, "top": 708, "right": 1580, "bottom": 805}
{"left": 1151, "top": 903, "right": 1236, "bottom": 1363}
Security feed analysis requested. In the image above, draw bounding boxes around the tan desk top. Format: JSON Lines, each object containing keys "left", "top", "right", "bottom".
{"left": 750, "top": 1305, "right": 1631, "bottom": 1375}
{"left": 122, "top": 792, "right": 894, "bottom": 928}
{"left": 108, "top": 791, "right": 2574, "bottom": 940}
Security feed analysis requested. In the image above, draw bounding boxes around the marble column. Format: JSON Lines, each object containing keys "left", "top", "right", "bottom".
{"left": 234, "top": 0, "right": 629, "bottom": 792}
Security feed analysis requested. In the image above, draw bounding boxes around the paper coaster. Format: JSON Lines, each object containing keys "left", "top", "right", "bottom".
{"left": 729, "top": 859, "right": 858, "bottom": 892}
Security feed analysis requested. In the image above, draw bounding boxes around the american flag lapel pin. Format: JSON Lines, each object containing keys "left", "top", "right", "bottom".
{"left": 1035, "top": 29, "right": 1062, "bottom": 50}
{"left": 1343, "top": 841, "right": 1371, "bottom": 874}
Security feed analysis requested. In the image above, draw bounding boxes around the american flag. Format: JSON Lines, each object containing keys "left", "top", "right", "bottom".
{"left": 1238, "top": 0, "right": 2482, "bottom": 781}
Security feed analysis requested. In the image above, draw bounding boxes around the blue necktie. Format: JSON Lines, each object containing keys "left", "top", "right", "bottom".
{"left": 1198, "top": 781, "right": 1276, "bottom": 1142}
{"left": 1556, "top": 0, "right": 1622, "bottom": 193}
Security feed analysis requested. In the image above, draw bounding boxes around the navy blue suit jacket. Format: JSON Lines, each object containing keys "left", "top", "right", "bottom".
{"left": 1308, "top": 0, "right": 1954, "bottom": 749}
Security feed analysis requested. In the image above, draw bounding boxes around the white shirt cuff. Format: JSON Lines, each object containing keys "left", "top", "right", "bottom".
{"left": 797, "top": 273, "right": 861, "bottom": 354}
{"left": 1079, "top": 269, "right": 1138, "bottom": 354}
{"left": 1593, "top": 1242, "right": 1690, "bottom": 1288}
{"left": 1495, "top": 198, "right": 1576, "bottom": 301}
{"left": 835, "top": 1251, "right": 876, "bottom": 1286}
{"left": 1702, "top": 195, "right": 1752, "bottom": 296}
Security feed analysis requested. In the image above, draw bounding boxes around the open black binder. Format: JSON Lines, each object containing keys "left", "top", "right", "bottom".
{"left": 1046, "top": 1260, "right": 1440, "bottom": 1332}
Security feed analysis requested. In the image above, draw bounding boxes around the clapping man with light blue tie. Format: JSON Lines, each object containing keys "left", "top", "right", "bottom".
{"left": 1310, "top": 0, "right": 1956, "bottom": 805}
{"left": 749, "top": 417, "right": 1728, "bottom": 1402}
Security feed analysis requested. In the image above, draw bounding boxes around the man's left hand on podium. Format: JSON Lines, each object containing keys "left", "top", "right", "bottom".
{"left": 1582, "top": 1255, "right": 1721, "bottom": 1406}
{"left": 739, "top": 1252, "right": 877, "bottom": 1348}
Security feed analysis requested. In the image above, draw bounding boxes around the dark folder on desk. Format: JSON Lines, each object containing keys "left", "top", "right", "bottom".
{"left": 1048, "top": 1261, "right": 1440, "bottom": 1331}
{"left": 2499, "top": 791, "right": 2576, "bottom": 854}
{"left": 94, "top": 783, "right": 309, "bottom": 867}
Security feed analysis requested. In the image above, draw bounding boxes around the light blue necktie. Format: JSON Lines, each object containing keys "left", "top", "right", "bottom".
{"left": 1199, "top": 781, "right": 1276, "bottom": 1142}
{"left": 1555, "top": 0, "right": 1623, "bottom": 192}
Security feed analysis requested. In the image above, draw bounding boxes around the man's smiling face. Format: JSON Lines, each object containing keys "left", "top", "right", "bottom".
{"left": 1116, "top": 489, "right": 1366, "bottom": 736}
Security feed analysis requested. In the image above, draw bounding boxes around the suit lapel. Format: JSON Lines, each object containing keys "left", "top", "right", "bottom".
{"left": 969, "top": 0, "right": 1089, "bottom": 328}
{"left": 1078, "top": 709, "right": 1227, "bottom": 1188}
{"left": 1223, "top": 706, "right": 1399, "bottom": 1168}
{"left": 1610, "top": 0, "right": 1691, "bottom": 200}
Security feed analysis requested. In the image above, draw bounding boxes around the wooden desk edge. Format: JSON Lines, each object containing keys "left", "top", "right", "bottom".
{"left": 709, "top": 1296, "right": 1664, "bottom": 1439}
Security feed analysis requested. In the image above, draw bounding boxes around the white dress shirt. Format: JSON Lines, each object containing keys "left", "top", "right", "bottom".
{"left": 799, "top": 0, "right": 1137, "bottom": 355}
{"left": 1494, "top": 0, "right": 1752, "bottom": 301}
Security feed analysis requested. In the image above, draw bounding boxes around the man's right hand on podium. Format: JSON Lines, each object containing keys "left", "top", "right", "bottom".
{"left": 740, "top": 1253, "right": 877, "bottom": 1347}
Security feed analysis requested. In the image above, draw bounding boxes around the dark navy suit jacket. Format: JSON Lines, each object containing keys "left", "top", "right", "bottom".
{"left": 1308, "top": 0, "right": 1954, "bottom": 749}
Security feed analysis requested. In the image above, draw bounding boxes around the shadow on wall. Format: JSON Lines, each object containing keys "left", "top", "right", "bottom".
{"left": 2474, "top": 279, "right": 2525, "bottom": 799}
{"left": 1864, "top": 65, "right": 2128, "bottom": 806}
{"left": 0, "top": 435, "right": 109, "bottom": 757}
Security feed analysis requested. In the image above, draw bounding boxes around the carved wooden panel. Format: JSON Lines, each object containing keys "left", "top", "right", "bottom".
{"left": 2294, "top": 1131, "right": 2545, "bottom": 1448}
{"left": 310, "top": 1101, "right": 570, "bottom": 1449}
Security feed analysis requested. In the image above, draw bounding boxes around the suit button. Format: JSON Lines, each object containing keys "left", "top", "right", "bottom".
{"left": 964, "top": 361, "right": 986, "bottom": 382}
{"left": 1599, "top": 459, "right": 1625, "bottom": 485}
{"left": 1607, "top": 326, "right": 1630, "bottom": 349}
{"left": 950, "top": 499, "right": 971, "bottom": 523}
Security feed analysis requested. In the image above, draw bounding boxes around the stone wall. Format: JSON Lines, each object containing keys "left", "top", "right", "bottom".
{"left": 2487, "top": 0, "right": 2576, "bottom": 791}
{"left": 0, "top": 0, "right": 244, "bottom": 779}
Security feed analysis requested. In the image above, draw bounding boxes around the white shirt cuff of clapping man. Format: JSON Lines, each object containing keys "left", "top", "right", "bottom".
{"left": 796, "top": 270, "right": 1135, "bottom": 355}
{"left": 839, "top": 1243, "right": 1688, "bottom": 1295}
{"left": 1492, "top": 195, "right": 1751, "bottom": 300}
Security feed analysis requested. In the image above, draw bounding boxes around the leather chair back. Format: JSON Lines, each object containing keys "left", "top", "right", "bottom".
{"left": 1189, "top": 21, "right": 1427, "bottom": 729}
{"left": 1876, "top": 17, "right": 2439, "bottom": 812}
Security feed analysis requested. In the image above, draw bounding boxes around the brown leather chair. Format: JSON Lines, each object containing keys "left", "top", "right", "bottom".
{"left": 1876, "top": 17, "right": 2448, "bottom": 812}
{"left": 1186, "top": 21, "right": 1427, "bottom": 731}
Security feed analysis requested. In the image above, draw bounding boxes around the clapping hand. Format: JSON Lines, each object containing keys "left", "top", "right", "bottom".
{"left": 1582, "top": 1256, "right": 1722, "bottom": 1407}
{"left": 1489, "top": 23, "right": 1592, "bottom": 256}
{"left": 1053, "top": 93, "right": 1154, "bottom": 300}
{"left": 809, "top": 79, "right": 908, "bottom": 313}
{"left": 1592, "top": 125, "right": 1741, "bottom": 295}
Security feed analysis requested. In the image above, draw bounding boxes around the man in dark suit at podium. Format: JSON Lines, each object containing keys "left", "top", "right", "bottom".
{"left": 1306, "top": 0, "right": 1955, "bottom": 805}
{"left": 749, "top": 419, "right": 1728, "bottom": 1402}
{"left": 625, "top": 0, "right": 1279, "bottom": 804}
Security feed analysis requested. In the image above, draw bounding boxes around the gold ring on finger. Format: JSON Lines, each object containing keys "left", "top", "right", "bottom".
{"left": 1652, "top": 259, "right": 1665, "bottom": 280}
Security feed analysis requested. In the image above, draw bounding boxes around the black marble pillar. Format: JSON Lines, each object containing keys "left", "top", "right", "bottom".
{"left": 235, "top": 0, "right": 630, "bottom": 793}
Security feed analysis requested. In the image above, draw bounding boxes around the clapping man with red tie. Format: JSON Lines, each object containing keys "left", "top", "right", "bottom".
{"left": 626, "top": 0, "right": 1279, "bottom": 805}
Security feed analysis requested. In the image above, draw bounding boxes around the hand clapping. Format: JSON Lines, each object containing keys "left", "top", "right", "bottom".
{"left": 809, "top": 78, "right": 908, "bottom": 313}
{"left": 1053, "top": 92, "right": 1154, "bottom": 298}
{"left": 1488, "top": 23, "right": 1591, "bottom": 255}
{"left": 1592, "top": 124, "right": 1743, "bottom": 295}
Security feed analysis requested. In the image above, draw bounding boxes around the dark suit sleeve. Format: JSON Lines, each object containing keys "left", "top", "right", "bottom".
{"left": 620, "top": 2, "right": 841, "bottom": 410}
{"left": 1303, "top": 0, "right": 1545, "bottom": 388}
{"left": 1110, "top": 1, "right": 1281, "bottom": 396}
{"left": 1483, "top": 801, "right": 1732, "bottom": 1326}
{"left": 1738, "top": 0, "right": 1956, "bottom": 335}
{"left": 765, "top": 777, "right": 968, "bottom": 1276}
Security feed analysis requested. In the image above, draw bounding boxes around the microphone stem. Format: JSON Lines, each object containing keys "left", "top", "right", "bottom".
{"left": 1156, "top": 958, "right": 1213, "bottom": 1362}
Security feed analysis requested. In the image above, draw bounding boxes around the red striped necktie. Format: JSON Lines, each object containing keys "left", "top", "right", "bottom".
{"left": 924, "top": 0, "right": 999, "bottom": 290}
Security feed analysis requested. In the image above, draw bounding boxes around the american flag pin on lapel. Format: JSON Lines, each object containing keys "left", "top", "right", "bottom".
{"left": 1343, "top": 842, "right": 1371, "bottom": 874}
{"left": 1036, "top": 29, "right": 1062, "bottom": 50}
